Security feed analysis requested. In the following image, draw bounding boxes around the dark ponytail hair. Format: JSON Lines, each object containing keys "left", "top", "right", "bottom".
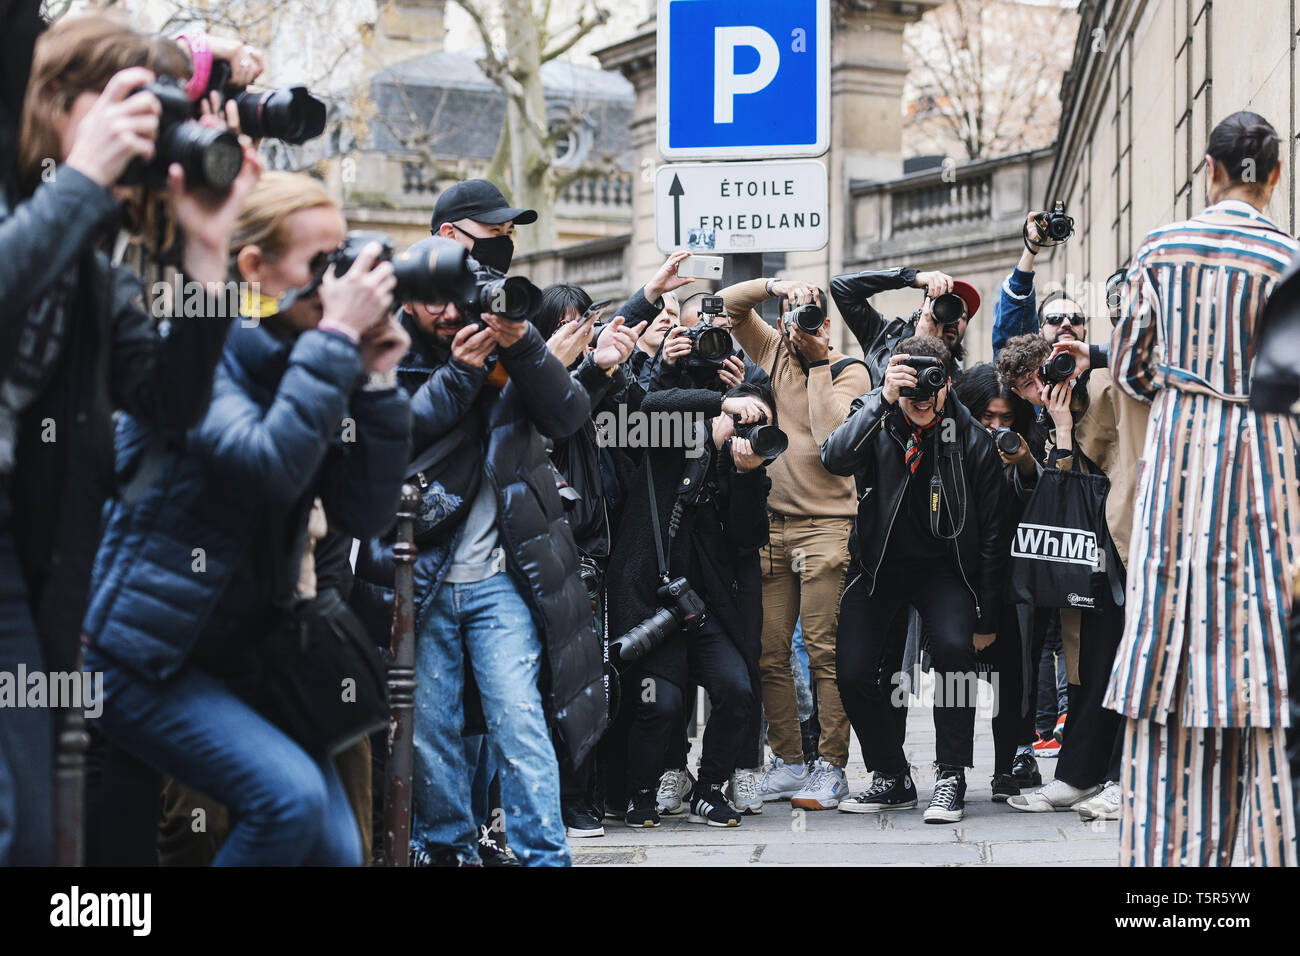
{"left": 1207, "top": 110, "right": 1280, "bottom": 188}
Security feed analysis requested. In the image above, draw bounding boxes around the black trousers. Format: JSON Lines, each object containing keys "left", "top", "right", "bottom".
{"left": 837, "top": 563, "right": 979, "bottom": 773}
{"left": 626, "top": 619, "right": 754, "bottom": 792}
{"left": 1055, "top": 568, "right": 1126, "bottom": 789}
{"left": 987, "top": 602, "right": 1028, "bottom": 775}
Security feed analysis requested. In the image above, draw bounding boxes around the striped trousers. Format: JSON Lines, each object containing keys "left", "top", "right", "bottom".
{"left": 1120, "top": 717, "right": 1297, "bottom": 866}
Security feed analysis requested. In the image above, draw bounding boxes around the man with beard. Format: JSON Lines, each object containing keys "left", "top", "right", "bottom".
{"left": 830, "top": 268, "right": 979, "bottom": 386}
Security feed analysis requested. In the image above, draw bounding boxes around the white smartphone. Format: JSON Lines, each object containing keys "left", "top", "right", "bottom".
{"left": 678, "top": 254, "right": 724, "bottom": 280}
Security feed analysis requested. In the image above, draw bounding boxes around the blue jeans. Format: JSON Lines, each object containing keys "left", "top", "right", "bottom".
{"left": 413, "top": 572, "right": 569, "bottom": 866}
{"left": 0, "top": 509, "right": 53, "bottom": 865}
{"left": 86, "top": 647, "right": 361, "bottom": 866}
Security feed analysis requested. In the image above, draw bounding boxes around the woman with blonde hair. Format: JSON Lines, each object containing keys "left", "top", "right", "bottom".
{"left": 83, "top": 170, "right": 412, "bottom": 865}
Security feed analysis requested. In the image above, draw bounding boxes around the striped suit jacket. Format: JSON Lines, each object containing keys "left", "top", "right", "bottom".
{"left": 1104, "top": 199, "right": 1300, "bottom": 728}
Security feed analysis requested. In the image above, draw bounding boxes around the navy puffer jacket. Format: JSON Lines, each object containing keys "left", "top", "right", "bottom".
{"left": 84, "top": 319, "right": 412, "bottom": 678}
{"left": 351, "top": 313, "right": 608, "bottom": 769}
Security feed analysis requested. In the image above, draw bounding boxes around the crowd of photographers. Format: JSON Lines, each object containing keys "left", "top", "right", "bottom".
{"left": 2, "top": 10, "right": 1298, "bottom": 868}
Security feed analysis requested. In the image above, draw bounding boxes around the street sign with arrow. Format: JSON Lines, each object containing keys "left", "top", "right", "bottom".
{"left": 654, "top": 159, "right": 828, "bottom": 255}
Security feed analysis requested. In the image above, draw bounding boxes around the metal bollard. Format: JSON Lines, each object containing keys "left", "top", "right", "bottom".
{"left": 383, "top": 484, "right": 420, "bottom": 867}
{"left": 53, "top": 644, "right": 89, "bottom": 867}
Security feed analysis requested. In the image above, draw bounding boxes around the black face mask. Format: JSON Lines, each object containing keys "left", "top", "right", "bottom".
{"left": 454, "top": 225, "right": 515, "bottom": 273}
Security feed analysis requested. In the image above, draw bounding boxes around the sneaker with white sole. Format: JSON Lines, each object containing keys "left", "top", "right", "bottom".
{"left": 790, "top": 757, "right": 848, "bottom": 810}
{"left": 656, "top": 768, "right": 694, "bottom": 815}
{"left": 758, "top": 756, "right": 810, "bottom": 802}
{"left": 839, "top": 770, "right": 918, "bottom": 813}
{"left": 1006, "top": 778, "right": 1101, "bottom": 812}
{"left": 1074, "top": 780, "right": 1121, "bottom": 821}
{"left": 727, "top": 768, "right": 763, "bottom": 814}
{"left": 923, "top": 768, "right": 967, "bottom": 823}
{"left": 687, "top": 783, "right": 742, "bottom": 827}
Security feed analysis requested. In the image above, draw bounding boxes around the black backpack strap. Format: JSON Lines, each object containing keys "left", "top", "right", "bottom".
{"left": 830, "top": 357, "right": 866, "bottom": 379}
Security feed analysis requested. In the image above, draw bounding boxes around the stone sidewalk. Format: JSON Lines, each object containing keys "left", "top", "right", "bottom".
{"left": 573, "top": 700, "right": 1121, "bottom": 867}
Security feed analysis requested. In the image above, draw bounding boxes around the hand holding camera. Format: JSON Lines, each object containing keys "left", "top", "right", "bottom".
{"left": 994, "top": 427, "right": 1036, "bottom": 474}
{"left": 911, "top": 270, "right": 954, "bottom": 299}
{"left": 359, "top": 316, "right": 412, "bottom": 376}
{"left": 730, "top": 436, "right": 765, "bottom": 473}
{"left": 1045, "top": 381, "right": 1074, "bottom": 445}
{"left": 450, "top": 322, "right": 499, "bottom": 369}
{"left": 319, "top": 241, "right": 397, "bottom": 340}
{"left": 717, "top": 355, "right": 745, "bottom": 389}
{"left": 721, "top": 393, "right": 767, "bottom": 424}
{"left": 64, "top": 67, "right": 162, "bottom": 188}
{"left": 882, "top": 354, "right": 918, "bottom": 405}
{"left": 661, "top": 325, "right": 693, "bottom": 366}
{"left": 1048, "top": 339, "right": 1089, "bottom": 381}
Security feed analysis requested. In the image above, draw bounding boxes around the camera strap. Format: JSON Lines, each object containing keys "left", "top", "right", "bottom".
{"left": 645, "top": 458, "right": 671, "bottom": 585}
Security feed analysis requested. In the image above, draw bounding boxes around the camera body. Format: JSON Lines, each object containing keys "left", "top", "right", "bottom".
{"left": 119, "top": 77, "right": 242, "bottom": 191}
{"left": 993, "top": 427, "right": 1022, "bottom": 456}
{"left": 899, "top": 356, "right": 947, "bottom": 399}
{"left": 608, "top": 577, "right": 708, "bottom": 666}
{"left": 320, "top": 232, "right": 541, "bottom": 321}
{"left": 1039, "top": 352, "right": 1076, "bottom": 385}
{"left": 683, "top": 295, "right": 734, "bottom": 369}
{"left": 1037, "top": 201, "right": 1075, "bottom": 242}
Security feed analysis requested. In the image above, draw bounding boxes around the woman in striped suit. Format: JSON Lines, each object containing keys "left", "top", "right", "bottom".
{"left": 1105, "top": 111, "right": 1300, "bottom": 866}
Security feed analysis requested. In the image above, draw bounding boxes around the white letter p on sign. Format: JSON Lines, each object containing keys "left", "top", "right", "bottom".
{"left": 714, "top": 26, "right": 780, "bottom": 124}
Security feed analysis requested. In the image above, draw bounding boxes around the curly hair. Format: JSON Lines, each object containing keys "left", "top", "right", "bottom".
{"left": 893, "top": 334, "right": 953, "bottom": 376}
{"left": 995, "top": 333, "right": 1051, "bottom": 389}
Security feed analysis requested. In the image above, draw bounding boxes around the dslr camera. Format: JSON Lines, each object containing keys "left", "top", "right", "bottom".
{"left": 120, "top": 77, "right": 243, "bottom": 191}
{"left": 731, "top": 411, "right": 788, "bottom": 460}
{"left": 315, "top": 232, "right": 542, "bottom": 321}
{"left": 899, "top": 356, "right": 947, "bottom": 399}
{"left": 1039, "top": 351, "right": 1076, "bottom": 385}
{"left": 683, "top": 295, "right": 735, "bottom": 369}
{"left": 205, "top": 59, "right": 327, "bottom": 145}
{"left": 782, "top": 301, "right": 824, "bottom": 335}
{"left": 608, "top": 577, "right": 708, "bottom": 666}
{"left": 1035, "top": 201, "right": 1075, "bottom": 243}
{"left": 993, "top": 427, "right": 1022, "bottom": 456}
{"left": 928, "top": 293, "right": 966, "bottom": 326}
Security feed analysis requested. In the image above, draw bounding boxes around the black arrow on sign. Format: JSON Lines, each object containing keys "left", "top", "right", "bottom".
{"left": 669, "top": 173, "right": 685, "bottom": 246}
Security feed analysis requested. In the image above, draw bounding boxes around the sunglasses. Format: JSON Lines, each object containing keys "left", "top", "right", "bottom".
{"left": 1041, "top": 312, "right": 1085, "bottom": 326}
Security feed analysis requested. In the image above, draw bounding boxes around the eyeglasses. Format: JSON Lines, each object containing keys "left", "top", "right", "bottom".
{"left": 1041, "top": 312, "right": 1085, "bottom": 326}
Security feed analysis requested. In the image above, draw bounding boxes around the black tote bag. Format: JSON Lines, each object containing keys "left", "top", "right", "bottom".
{"left": 1009, "top": 468, "right": 1113, "bottom": 611}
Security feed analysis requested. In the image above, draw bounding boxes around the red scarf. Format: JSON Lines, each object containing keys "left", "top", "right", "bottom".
{"left": 904, "top": 416, "right": 942, "bottom": 474}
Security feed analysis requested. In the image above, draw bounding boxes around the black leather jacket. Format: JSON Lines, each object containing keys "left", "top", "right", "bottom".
{"left": 820, "top": 388, "right": 1006, "bottom": 633}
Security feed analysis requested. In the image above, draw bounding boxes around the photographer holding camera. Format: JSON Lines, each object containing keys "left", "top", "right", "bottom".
{"left": 607, "top": 353, "right": 775, "bottom": 828}
{"left": 715, "top": 275, "right": 870, "bottom": 810}
{"left": 830, "top": 265, "right": 980, "bottom": 386}
{"left": 995, "top": 332, "right": 1146, "bottom": 820}
{"left": 351, "top": 181, "right": 603, "bottom": 867}
{"left": 822, "top": 337, "right": 1005, "bottom": 823}
{"left": 0, "top": 15, "right": 261, "bottom": 865}
{"left": 83, "top": 170, "right": 411, "bottom": 866}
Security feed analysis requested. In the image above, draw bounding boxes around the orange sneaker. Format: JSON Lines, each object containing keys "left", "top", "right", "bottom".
{"left": 1053, "top": 712, "right": 1068, "bottom": 743}
{"left": 1032, "top": 733, "right": 1061, "bottom": 758}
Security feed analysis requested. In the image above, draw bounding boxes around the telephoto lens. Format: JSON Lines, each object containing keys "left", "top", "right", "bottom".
{"left": 1039, "top": 352, "right": 1077, "bottom": 384}
{"left": 608, "top": 607, "right": 681, "bottom": 665}
{"left": 465, "top": 271, "right": 543, "bottom": 322}
{"left": 930, "top": 292, "right": 965, "bottom": 325}
{"left": 235, "top": 86, "right": 327, "bottom": 144}
{"left": 786, "top": 303, "right": 824, "bottom": 334}
{"left": 120, "top": 78, "right": 242, "bottom": 191}
{"left": 732, "top": 417, "right": 789, "bottom": 459}
{"left": 994, "top": 427, "right": 1022, "bottom": 456}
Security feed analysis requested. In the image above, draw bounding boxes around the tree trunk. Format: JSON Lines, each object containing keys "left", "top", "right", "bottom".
{"left": 501, "top": 2, "right": 558, "bottom": 254}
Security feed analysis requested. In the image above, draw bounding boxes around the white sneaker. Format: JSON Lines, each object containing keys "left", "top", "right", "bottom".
{"left": 1075, "top": 781, "right": 1122, "bottom": 821}
{"left": 758, "top": 756, "right": 810, "bottom": 802}
{"left": 656, "top": 768, "right": 694, "bottom": 815}
{"left": 1006, "top": 778, "right": 1101, "bottom": 812}
{"left": 790, "top": 757, "right": 848, "bottom": 810}
{"left": 727, "top": 768, "right": 763, "bottom": 815}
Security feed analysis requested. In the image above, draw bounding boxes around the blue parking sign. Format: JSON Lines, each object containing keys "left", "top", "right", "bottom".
{"left": 657, "top": 0, "right": 829, "bottom": 160}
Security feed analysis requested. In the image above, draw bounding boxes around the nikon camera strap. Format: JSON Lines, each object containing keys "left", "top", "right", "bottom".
{"left": 644, "top": 458, "right": 670, "bottom": 585}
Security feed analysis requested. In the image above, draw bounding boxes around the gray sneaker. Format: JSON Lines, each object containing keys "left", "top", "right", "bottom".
{"left": 758, "top": 756, "right": 810, "bottom": 802}
{"left": 727, "top": 768, "right": 763, "bottom": 815}
{"left": 656, "top": 768, "right": 694, "bottom": 815}
{"left": 790, "top": 757, "right": 848, "bottom": 810}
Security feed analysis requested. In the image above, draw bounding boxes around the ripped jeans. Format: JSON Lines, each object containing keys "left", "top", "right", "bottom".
{"left": 412, "top": 571, "right": 569, "bottom": 866}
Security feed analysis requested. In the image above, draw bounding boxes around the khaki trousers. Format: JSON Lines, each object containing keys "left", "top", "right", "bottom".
{"left": 759, "top": 513, "right": 853, "bottom": 767}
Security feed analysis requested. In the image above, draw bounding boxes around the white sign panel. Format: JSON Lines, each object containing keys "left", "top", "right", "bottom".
{"left": 655, "top": 160, "right": 828, "bottom": 255}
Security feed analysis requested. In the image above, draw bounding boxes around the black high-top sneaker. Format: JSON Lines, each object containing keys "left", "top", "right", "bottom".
{"left": 838, "top": 770, "right": 918, "bottom": 813}
{"left": 923, "top": 767, "right": 967, "bottom": 823}
{"left": 687, "top": 782, "right": 742, "bottom": 827}
{"left": 624, "top": 788, "right": 661, "bottom": 828}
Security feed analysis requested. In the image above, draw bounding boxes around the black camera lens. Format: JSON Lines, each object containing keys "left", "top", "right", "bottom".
{"left": 120, "top": 79, "right": 242, "bottom": 191}
{"left": 391, "top": 236, "right": 474, "bottom": 304}
{"left": 899, "top": 356, "right": 946, "bottom": 399}
{"left": 692, "top": 324, "right": 733, "bottom": 362}
{"left": 931, "top": 292, "right": 965, "bottom": 325}
{"left": 744, "top": 423, "right": 789, "bottom": 459}
{"left": 1039, "top": 352, "right": 1076, "bottom": 384}
{"left": 994, "top": 427, "right": 1021, "bottom": 456}
{"left": 235, "top": 86, "right": 327, "bottom": 145}
{"left": 787, "top": 303, "right": 824, "bottom": 334}
{"left": 471, "top": 275, "right": 542, "bottom": 322}
{"left": 609, "top": 607, "right": 680, "bottom": 665}
{"left": 919, "top": 365, "right": 947, "bottom": 391}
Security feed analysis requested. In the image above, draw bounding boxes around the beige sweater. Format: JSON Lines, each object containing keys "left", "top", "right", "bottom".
{"left": 723, "top": 279, "right": 872, "bottom": 518}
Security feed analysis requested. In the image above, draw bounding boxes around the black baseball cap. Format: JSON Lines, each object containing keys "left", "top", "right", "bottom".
{"left": 431, "top": 179, "right": 538, "bottom": 232}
